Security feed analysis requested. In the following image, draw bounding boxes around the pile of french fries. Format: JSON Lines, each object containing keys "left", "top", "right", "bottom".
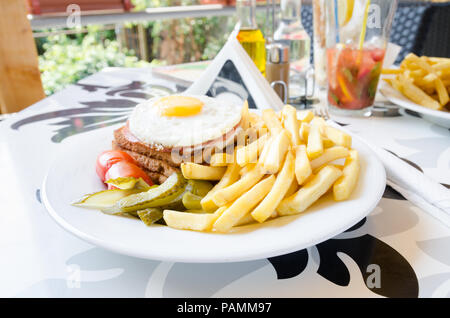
{"left": 383, "top": 53, "right": 450, "bottom": 111}
{"left": 165, "top": 104, "right": 361, "bottom": 233}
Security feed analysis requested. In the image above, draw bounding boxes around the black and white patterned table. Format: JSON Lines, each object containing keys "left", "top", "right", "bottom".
{"left": 0, "top": 67, "right": 449, "bottom": 298}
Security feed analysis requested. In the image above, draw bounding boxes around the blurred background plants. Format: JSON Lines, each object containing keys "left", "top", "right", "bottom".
{"left": 37, "top": 0, "right": 236, "bottom": 95}
{"left": 37, "top": 26, "right": 150, "bottom": 95}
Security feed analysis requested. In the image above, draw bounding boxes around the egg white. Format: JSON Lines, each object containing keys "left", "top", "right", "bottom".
{"left": 128, "top": 95, "right": 242, "bottom": 148}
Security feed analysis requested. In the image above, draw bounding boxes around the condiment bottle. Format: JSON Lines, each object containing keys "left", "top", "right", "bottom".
{"left": 236, "top": 0, "right": 266, "bottom": 76}
{"left": 265, "top": 43, "right": 290, "bottom": 103}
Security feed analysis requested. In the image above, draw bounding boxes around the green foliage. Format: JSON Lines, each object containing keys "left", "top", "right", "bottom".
{"left": 131, "top": 0, "right": 234, "bottom": 62}
{"left": 38, "top": 1, "right": 273, "bottom": 95}
{"left": 38, "top": 27, "right": 150, "bottom": 95}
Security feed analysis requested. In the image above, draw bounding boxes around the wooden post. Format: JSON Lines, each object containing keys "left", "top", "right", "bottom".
{"left": 0, "top": 0, "right": 45, "bottom": 114}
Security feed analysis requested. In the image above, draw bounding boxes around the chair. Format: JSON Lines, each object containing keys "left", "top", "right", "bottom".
{"left": 390, "top": 1, "right": 430, "bottom": 63}
{"left": 413, "top": 2, "right": 450, "bottom": 59}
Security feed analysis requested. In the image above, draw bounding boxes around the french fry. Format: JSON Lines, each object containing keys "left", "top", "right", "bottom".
{"left": 285, "top": 179, "right": 299, "bottom": 197}
{"left": 299, "top": 122, "right": 310, "bottom": 142}
{"left": 213, "top": 175, "right": 275, "bottom": 232}
{"left": 324, "top": 126, "right": 352, "bottom": 149}
{"left": 297, "top": 110, "right": 314, "bottom": 123}
{"left": 281, "top": 105, "right": 301, "bottom": 146}
{"left": 405, "top": 53, "right": 434, "bottom": 74}
{"left": 239, "top": 163, "right": 256, "bottom": 176}
{"left": 409, "top": 69, "right": 427, "bottom": 79}
{"left": 310, "top": 116, "right": 327, "bottom": 132}
{"left": 181, "top": 163, "right": 226, "bottom": 180}
{"left": 235, "top": 213, "right": 257, "bottom": 227}
{"left": 310, "top": 146, "right": 350, "bottom": 171}
{"left": 163, "top": 209, "right": 222, "bottom": 232}
{"left": 333, "top": 150, "right": 360, "bottom": 201}
{"left": 322, "top": 138, "right": 335, "bottom": 148}
{"left": 236, "top": 209, "right": 277, "bottom": 226}
{"left": 262, "top": 109, "right": 283, "bottom": 135}
{"left": 260, "top": 129, "right": 291, "bottom": 174}
{"left": 209, "top": 152, "right": 234, "bottom": 167}
{"left": 294, "top": 145, "right": 312, "bottom": 185}
{"left": 383, "top": 78, "right": 393, "bottom": 86}
{"left": 435, "top": 77, "right": 450, "bottom": 106}
{"left": 307, "top": 124, "right": 323, "bottom": 159}
{"left": 257, "top": 136, "right": 273, "bottom": 167}
{"left": 277, "top": 165, "right": 343, "bottom": 216}
{"left": 422, "top": 73, "right": 438, "bottom": 85}
{"left": 212, "top": 165, "right": 264, "bottom": 206}
{"left": 382, "top": 68, "right": 403, "bottom": 75}
{"left": 241, "top": 100, "right": 250, "bottom": 130}
{"left": 400, "top": 77, "right": 442, "bottom": 110}
{"left": 201, "top": 163, "right": 240, "bottom": 211}
{"left": 390, "top": 77, "right": 403, "bottom": 92}
{"left": 248, "top": 112, "right": 265, "bottom": 128}
{"left": 251, "top": 151, "right": 295, "bottom": 223}
{"left": 428, "top": 57, "right": 450, "bottom": 64}
{"left": 432, "top": 61, "right": 450, "bottom": 72}
{"left": 236, "top": 133, "right": 270, "bottom": 166}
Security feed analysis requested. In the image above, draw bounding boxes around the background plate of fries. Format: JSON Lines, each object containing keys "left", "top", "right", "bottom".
{"left": 43, "top": 115, "right": 386, "bottom": 263}
{"left": 381, "top": 54, "right": 450, "bottom": 128}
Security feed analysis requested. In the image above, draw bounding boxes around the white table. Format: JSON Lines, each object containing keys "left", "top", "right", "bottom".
{"left": 0, "top": 67, "right": 449, "bottom": 298}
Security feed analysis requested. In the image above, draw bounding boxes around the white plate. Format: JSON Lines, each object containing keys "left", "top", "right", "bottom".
{"left": 42, "top": 126, "right": 386, "bottom": 263}
{"left": 380, "top": 81, "right": 450, "bottom": 128}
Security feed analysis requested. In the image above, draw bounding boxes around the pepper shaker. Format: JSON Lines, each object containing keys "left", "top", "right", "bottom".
{"left": 265, "top": 43, "right": 290, "bottom": 103}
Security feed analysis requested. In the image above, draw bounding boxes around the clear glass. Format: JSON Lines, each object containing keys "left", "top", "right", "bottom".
{"left": 274, "top": 0, "right": 311, "bottom": 99}
{"left": 313, "top": 0, "right": 327, "bottom": 89}
{"left": 237, "top": 0, "right": 258, "bottom": 29}
{"left": 274, "top": 0, "right": 311, "bottom": 73}
{"left": 325, "top": 0, "right": 397, "bottom": 115}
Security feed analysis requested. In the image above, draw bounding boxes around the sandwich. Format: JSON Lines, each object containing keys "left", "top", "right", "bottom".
{"left": 113, "top": 95, "right": 243, "bottom": 184}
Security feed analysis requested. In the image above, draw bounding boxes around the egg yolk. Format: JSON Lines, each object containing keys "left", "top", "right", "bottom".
{"left": 155, "top": 96, "right": 204, "bottom": 117}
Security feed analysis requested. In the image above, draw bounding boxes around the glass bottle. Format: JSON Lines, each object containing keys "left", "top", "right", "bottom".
{"left": 236, "top": 0, "right": 266, "bottom": 76}
{"left": 273, "top": 0, "right": 311, "bottom": 74}
{"left": 313, "top": 0, "right": 327, "bottom": 89}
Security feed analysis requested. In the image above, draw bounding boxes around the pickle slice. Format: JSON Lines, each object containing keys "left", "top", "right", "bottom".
{"left": 72, "top": 188, "right": 141, "bottom": 209}
{"left": 187, "top": 180, "right": 214, "bottom": 197}
{"left": 105, "top": 177, "right": 152, "bottom": 190}
{"left": 103, "top": 172, "right": 187, "bottom": 214}
{"left": 182, "top": 192, "right": 203, "bottom": 210}
{"left": 137, "top": 208, "right": 163, "bottom": 226}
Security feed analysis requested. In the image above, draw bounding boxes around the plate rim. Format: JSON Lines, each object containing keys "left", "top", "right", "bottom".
{"left": 42, "top": 126, "right": 386, "bottom": 263}
{"left": 380, "top": 81, "right": 450, "bottom": 120}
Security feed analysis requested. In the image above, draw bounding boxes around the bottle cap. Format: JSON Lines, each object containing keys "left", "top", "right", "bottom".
{"left": 266, "top": 43, "right": 289, "bottom": 64}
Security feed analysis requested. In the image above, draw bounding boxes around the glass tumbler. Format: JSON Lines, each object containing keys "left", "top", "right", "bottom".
{"left": 324, "top": 0, "right": 397, "bottom": 116}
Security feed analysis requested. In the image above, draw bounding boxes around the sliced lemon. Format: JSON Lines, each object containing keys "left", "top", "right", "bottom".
{"left": 338, "top": 0, "right": 355, "bottom": 27}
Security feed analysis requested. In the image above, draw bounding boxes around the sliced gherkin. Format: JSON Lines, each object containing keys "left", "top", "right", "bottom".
{"left": 72, "top": 188, "right": 142, "bottom": 210}
{"left": 105, "top": 177, "right": 152, "bottom": 190}
{"left": 188, "top": 180, "right": 214, "bottom": 197}
{"left": 137, "top": 208, "right": 163, "bottom": 226}
{"left": 182, "top": 192, "right": 203, "bottom": 210}
{"left": 102, "top": 172, "right": 187, "bottom": 214}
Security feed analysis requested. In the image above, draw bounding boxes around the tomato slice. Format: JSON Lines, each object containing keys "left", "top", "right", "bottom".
{"left": 96, "top": 150, "right": 137, "bottom": 182}
{"left": 104, "top": 161, "right": 153, "bottom": 188}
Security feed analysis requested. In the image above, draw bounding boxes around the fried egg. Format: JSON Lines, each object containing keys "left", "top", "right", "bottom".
{"left": 128, "top": 95, "right": 242, "bottom": 148}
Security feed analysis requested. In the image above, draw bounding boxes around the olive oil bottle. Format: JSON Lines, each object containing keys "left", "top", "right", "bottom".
{"left": 236, "top": 0, "right": 266, "bottom": 76}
